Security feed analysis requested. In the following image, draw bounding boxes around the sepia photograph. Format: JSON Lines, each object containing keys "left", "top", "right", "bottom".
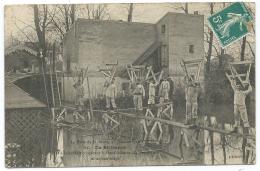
{"left": 4, "top": 1, "right": 255, "bottom": 168}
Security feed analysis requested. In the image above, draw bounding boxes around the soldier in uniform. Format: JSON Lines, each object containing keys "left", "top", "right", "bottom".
{"left": 105, "top": 78, "right": 117, "bottom": 111}
{"left": 133, "top": 79, "right": 145, "bottom": 111}
{"left": 184, "top": 75, "right": 201, "bottom": 125}
{"left": 74, "top": 79, "right": 84, "bottom": 106}
{"left": 148, "top": 79, "right": 158, "bottom": 108}
{"left": 159, "top": 76, "right": 170, "bottom": 104}
{"left": 227, "top": 77, "right": 252, "bottom": 134}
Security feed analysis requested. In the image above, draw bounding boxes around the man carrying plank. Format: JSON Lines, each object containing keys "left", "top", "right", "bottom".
{"left": 226, "top": 74, "right": 252, "bottom": 134}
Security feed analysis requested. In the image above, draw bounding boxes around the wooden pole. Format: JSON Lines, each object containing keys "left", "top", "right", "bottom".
{"left": 179, "top": 130, "right": 184, "bottom": 161}
{"left": 86, "top": 76, "right": 93, "bottom": 119}
{"left": 52, "top": 42, "right": 56, "bottom": 73}
{"left": 242, "top": 127, "right": 247, "bottom": 164}
{"left": 208, "top": 117, "right": 215, "bottom": 165}
{"left": 221, "top": 122, "right": 227, "bottom": 164}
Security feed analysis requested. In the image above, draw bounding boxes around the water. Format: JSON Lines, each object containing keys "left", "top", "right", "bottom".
{"left": 54, "top": 110, "right": 204, "bottom": 166}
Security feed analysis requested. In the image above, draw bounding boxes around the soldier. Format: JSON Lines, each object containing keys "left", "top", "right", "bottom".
{"left": 168, "top": 77, "right": 176, "bottom": 110}
{"left": 184, "top": 75, "right": 201, "bottom": 125}
{"left": 105, "top": 78, "right": 117, "bottom": 111}
{"left": 227, "top": 77, "right": 252, "bottom": 134}
{"left": 133, "top": 80, "right": 145, "bottom": 111}
{"left": 148, "top": 79, "right": 158, "bottom": 108}
{"left": 74, "top": 79, "right": 84, "bottom": 106}
{"left": 159, "top": 76, "right": 170, "bottom": 104}
{"left": 73, "top": 79, "right": 86, "bottom": 123}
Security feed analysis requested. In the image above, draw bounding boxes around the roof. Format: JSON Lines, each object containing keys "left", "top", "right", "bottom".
{"left": 133, "top": 41, "right": 162, "bottom": 65}
{"left": 5, "top": 73, "right": 36, "bottom": 83}
{"left": 5, "top": 44, "right": 38, "bottom": 57}
{"left": 5, "top": 81, "right": 46, "bottom": 109}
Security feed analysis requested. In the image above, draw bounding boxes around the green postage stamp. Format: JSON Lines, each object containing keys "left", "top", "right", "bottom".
{"left": 208, "top": 2, "right": 253, "bottom": 48}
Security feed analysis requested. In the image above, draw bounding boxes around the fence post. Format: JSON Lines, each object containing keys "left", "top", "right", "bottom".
{"left": 208, "top": 117, "right": 215, "bottom": 164}
{"left": 221, "top": 122, "right": 227, "bottom": 164}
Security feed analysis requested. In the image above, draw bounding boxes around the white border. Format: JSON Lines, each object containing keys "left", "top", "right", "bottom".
{"left": 0, "top": 0, "right": 259, "bottom": 171}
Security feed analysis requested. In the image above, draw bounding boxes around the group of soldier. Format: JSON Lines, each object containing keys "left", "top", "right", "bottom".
{"left": 73, "top": 67, "right": 253, "bottom": 134}
{"left": 103, "top": 73, "right": 202, "bottom": 126}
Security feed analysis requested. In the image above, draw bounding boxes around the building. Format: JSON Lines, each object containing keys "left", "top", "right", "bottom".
{"left": 62, "top": 12, "right": 204, "bottom": 101}
{"left": 5, "top": 43, "right": 40, "bottom": 74}
{"left": 63, "top": 12, "right": 204, "bottom": 76}
{"left": 5, "top": 76, "right": 51, "bottom": 167}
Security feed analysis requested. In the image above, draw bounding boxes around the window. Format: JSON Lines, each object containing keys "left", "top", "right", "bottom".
{"left": 189, "top": 45, "right": 194, "bottom": 53}
{"left": 161, "top": 24, "right": 166, "bottom": 33}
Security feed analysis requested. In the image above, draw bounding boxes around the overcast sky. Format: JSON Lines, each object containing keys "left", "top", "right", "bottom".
{"left": 4, "top": 3, "right": 211, "bottom": 43}
{"left": 4, "top": 2, "right": 255, "bottom": 59}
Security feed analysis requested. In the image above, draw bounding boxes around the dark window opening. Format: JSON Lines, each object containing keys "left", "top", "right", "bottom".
{"left": 189, "top": 45, "right": 194, "bottom": 53}
{"left": 161, "top": 24, "right": 166, "bottom": 33}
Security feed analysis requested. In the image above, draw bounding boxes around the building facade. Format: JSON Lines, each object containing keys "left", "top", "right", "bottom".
{"left": 63, "top": 12, "right": 204, "bottom": 77}
{"left": 62, "top": 12, "right": 204, "bottom": 101}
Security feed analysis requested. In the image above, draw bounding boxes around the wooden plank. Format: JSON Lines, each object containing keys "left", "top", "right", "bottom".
{"left": 99, "top": 68, "right": 113, "bottom": 71}
{"left": 131, "top": 65, "right": 146, "bottom": 69}
{"left": 182, "top": 58, "right": 204, "bottom": 64}
{"left": 246, "top": 63, "right": 252, "bottom": 82}
{"left": 198, "top": 125, "right": 254, "bottom": 139}
{"left": 62, "top": 106, "right": 255, "bottom": 140}
{"left": 196, "top": 61, "right": 203, "bottom": 80}
{"left": 230, "top": 60, "right": 254, "bottom": 65}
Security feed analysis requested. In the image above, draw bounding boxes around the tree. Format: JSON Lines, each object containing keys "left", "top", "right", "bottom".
{"left": 50, "top": 4, "right": 77, "bottom": 39}
{"left": 206, "top": 3, "right": 214, "bottom": 73}
{"left": 83, "top": 4, "right": 110, "bottom": 20}
{"left": 127, "top": 3, "right": 134, "bottom": 22}
{"left": 240, "top": 36, "right": 246, "bottom": 61}
{"left": 219, "top": 2, "right": 226, "bottom": 67}
{"left": 170, "top": 3, "right": 189, "bottom": 14}
{"left": 33, "top": 5, "right": 56, "bottom": 56}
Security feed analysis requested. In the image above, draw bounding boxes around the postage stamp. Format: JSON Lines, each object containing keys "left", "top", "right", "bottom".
{"left": 207, "top": 2, "right": 253, "bottom": 48}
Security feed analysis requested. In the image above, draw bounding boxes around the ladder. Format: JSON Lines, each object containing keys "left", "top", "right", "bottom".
{"left": 50, "top": 72, "right": 61, "bottom": 107}
{"left": 180, "top": 58, "right": 204, "bottom": 83}
{"left": 50, "top": 72, "right": 62, "bottom": 107}
{"left": 226, "top": 60, "right": 253, "bottom": 88}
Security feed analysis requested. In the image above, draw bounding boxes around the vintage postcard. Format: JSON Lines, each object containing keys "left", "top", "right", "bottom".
{"left": 4, "top": 2, "right": 255, "bottom": 167}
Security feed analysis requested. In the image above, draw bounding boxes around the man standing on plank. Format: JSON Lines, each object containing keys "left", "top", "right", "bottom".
{"left": 105, "top": 78, "right": 117, "bottom": 111}
{"left": 148, "top": 79, "right": 158, "bottom": 108}
{"left": 159, "top": 76, "right": 170, "bottom": 104}
{"left": 184, "top": 75, "right": 201, "bottom": 125}
{"left": 226, "top": 75, "right": 252, "bottom": 134}
{"left": 133, "top": 79, "right": 145, "bottom": 112}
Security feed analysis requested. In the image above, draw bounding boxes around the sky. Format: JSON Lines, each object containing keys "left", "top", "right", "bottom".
{"left": 4, "top": 3, "right": 210, "bottom": 44}
{"left": 4, "top": 2, "right": 256, "bottom": 59}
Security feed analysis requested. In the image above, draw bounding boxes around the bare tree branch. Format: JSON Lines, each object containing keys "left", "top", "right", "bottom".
{"left": 15, "top": 17, "right": 36, "bottom": 31}
{"left": 14, "top": 22, "right": 35, "bottom": 43}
